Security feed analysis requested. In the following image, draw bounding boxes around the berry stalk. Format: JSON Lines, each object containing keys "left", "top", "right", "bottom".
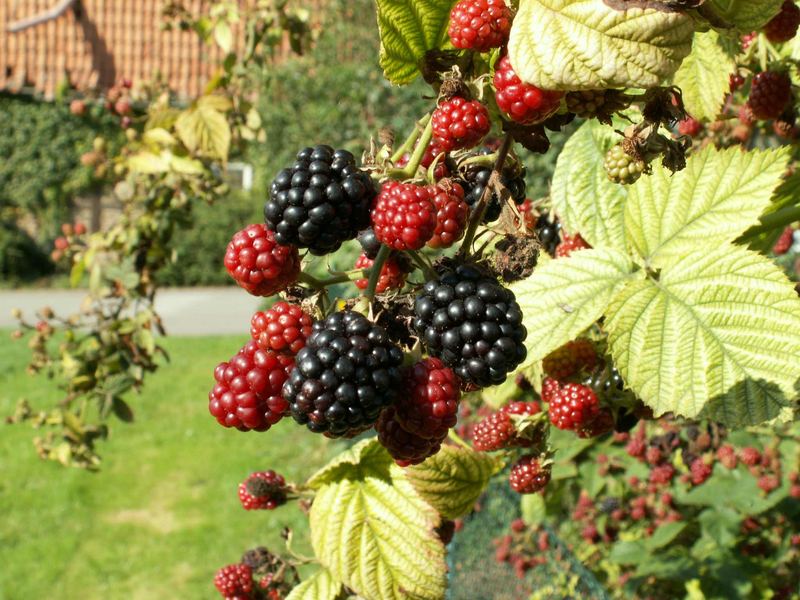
{"left": 458, "top": 132, "right": 514, "bottom": 258}
{"left": 390, "top": 113, "right": 432, "bottom": 165}
{"left": 364, "top": 244, "right": 392, "bottom": 302}
{"left": 389, "top": 118, "right": 434, "bottom": 179}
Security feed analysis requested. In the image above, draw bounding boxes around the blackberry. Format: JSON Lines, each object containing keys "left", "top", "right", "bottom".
{"left": 282, "top": 311, "right": 404, "bottom": 436}
{"left": 509, "top": 455, "right": 551, "bottom": 494}
{"left": 534, "top": 212, "right": 562, "bottom": 256}
{"left": 394, "top": 358, "right": 461, "bottom": 439}
{"left": 413, "top": 264, "right": 527, "bottom": 388}
{"left": 238, "top": 471, "right": 288, "bottom": 510}
{"left": 377, "top": 406, "right": 444, "bottom": 466}
{"left": 357, "top": 228, "right": 382, "bottom": 259}
{"left": 265, "top": 145, "right": 375, "bottom": 255}
{"left": 214, "top": 563, "right": 253, "bottom": 598}
{"left": 460, "top": 166, "right": 527, "bottom": 223}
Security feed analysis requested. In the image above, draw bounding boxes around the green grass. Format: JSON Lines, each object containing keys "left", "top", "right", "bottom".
{"left": 0, "top": 333, "right": 335, "bottom": 599}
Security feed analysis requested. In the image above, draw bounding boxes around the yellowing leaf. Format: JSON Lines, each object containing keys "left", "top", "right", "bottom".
{"left": 508, "top": 0, "right": 694, "bottom": 90}
{"left": 306, "top": 438, "right": 391, "bottom": 489}
{"left": 625, "top": 146, "right": 790, "bottom": 269}
{"left": 175, "top": 101, "right": 231, "bottom": 161}
{"left": 673, "top": 31, "right": 736, "bottom": 122}
{"left": 606, "top": 245, "right": 800, "bottom": 427}
{"left": 551, "top": 119, "right": 627, "bottom": 251}
{"left": 511, "top": 248, "right": 641, "bottom": 364}
{"left": 127, "top": 151, "right": 171, "bottom": 174}
{"left": 404, "top": 445, "right": 500, "bottom": 519}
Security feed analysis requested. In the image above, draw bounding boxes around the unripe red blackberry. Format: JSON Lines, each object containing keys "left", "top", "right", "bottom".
{"left": 509, "top": 455, "right": 551, "bottom": 494}
{"left": 377, "top": 406, "right": 444, "bottom": 466}
{"left": 472, "top": 411, "right": 516, "bottom": 451}
{"left": 214, "top": 563, "right": 253, "bottom": 598}
{"left": 576, "top": 408, "right": 615, "bottom": 439}
{"left": 224, "top": 224, "right": 300, "bottom": 297}
{"left": 448, "top": 0, "right": 512, "bottom": 52}
{"left": 541, "top": 376, "right": 561, "bottom": 404}
{"left": 282, "top": 311, "right": 404, "bottom": 436}
{"left": 773, "top": 226, "right": 794, "bottom": 255}
{"left": 547, "top": 383, "right": 600, "bottom": 431}
{"left": 427, "top": 180, "right": 469, "bottom": 249}
{"left": 208, "top": 341, "right": 294, "bottom": 431}
{"left": 354, "top": 253, "right": 408, "bottom": 293}
{"left": 677, "top": 117, "right": 703, "bottom": 137}
{"left": 764, "top": 1, "right": 800, "bottom": 42}
{"left": 371, "top": 181, "right": 437, "bottom": 250}
{"left": 542, "top": 339, "right": 597, "bottom": 380}
{"left": 238, "top": 471, "right": 288, "bottom": 510}
{"left": 250, "top": 302, "right": 313, "bottom": 356}
{"left": 493, "top": 55, "right": 563, "bottom": 125}
{"left": 265, "top": 145, "right": 375, "bottom": 255}
{"left": 394, "top": 358, "right": 461, "bottom": 440}
{"left": 555, "top": 233, "right": 591, "bottom": 257}
{"left": 690, "top": 459, "right": 712, "bottom": 486}
{"left": 747, "top": 71, "right": 792, "bottom": 120}
{"left": 413, "top": 264, "right": 527, "bottom": 388}
{"left": 740, "top": 446, "right": 762, "bottom": 466}
{"left": 431, "top": 97, "right": 491, "bottom": 151}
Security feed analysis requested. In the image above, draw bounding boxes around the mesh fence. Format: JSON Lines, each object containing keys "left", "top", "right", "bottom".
{"left": 447, "top": 479, "right": 608, "bottom": 600}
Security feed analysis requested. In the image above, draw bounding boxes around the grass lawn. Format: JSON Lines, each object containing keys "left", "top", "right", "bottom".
{"left": 0, "top": 332, "right": 335, "bottom": 599}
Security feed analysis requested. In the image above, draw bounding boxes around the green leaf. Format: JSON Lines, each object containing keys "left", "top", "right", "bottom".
{"left": 169, "top": 155, "right": 205, "bottom": 175}
{"left": 175, "top": 101, "right": 231, "bottom": 161}
{"left": 606, "top": 244, "right": 800, "bottom": 427}
{"left": 404, "top": 445, "right": 499, "bottom": 519}
{"left": 738, "top": 172, "right": 800, "bottom": 253}
{"left": 306, "top": 438, "right": 391, "bottom": 489}
{"left": 511, "top": 248, "right": 641, "bottom": 364}
{"left": 214, "top": 21, "right": 233, "bottom": 53}
{"left": 673, "top": 31, "right": 736, "bottom": 122}
{"left": 708, "top": 0, "right": 783, "bottom": 30}
{"left": 508, "top": 0, "right": 694, "bottom": 90}
{"left": 286, "top": 568, "right": 342, "bottom": 600}
{"left": 375, "top": 0, "right": 454, "bottom": 85}
{"left": 550, "top": 119, "right": 627, "bottom": 251}
{"left": 310, "top": 476, "right": 446, "bottom": 600}
{"left": 625, "top": 146, "right": 790, "bottom": 269}
{"left": 609, "top": 540, "right": 647, "bottom": 565}
{"left": 645, "top": 522, "right": 686, "bottom": 551}
{"left": 520, "top": 493, "right": 546, "bottom": 526}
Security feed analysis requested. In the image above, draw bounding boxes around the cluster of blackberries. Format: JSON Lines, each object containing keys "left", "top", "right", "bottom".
{"left": 459, "top": 164, "right": 527, "bottom": 223}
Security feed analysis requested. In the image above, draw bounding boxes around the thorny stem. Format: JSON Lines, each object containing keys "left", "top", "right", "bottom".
{"left": 390, "top": 113, "right": 432, "bottom": 164}
{"left": 364, "top": 245, "right": 392, "bottom": 303}
{"left": 458, "top": 133, "right": 514, "bottom": 259}
{"left": 388, "top": 118, "right": 434, "bottom": 180}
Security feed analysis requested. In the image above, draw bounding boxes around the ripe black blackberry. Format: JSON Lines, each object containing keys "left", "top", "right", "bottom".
{"left": 413, "top": 264, "right": 527, "bottom": 388}
{"left": 282, "top": 311, "right": 404, "bottom": 436}
{"left": 534, "top": 212, "right": 562, "bottom": 255}
{"left": 265, "top": 145, "right": 375, "bottom": 255}
{"left": 357, "top": 228, "right": 382, "bottom": 259}
{"left": 459, "top": 165, "right": 527, "bottom": 223}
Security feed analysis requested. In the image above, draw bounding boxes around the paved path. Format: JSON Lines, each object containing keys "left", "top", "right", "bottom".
{"left": 0, "top": 288, "right": 261, "bottom": 336}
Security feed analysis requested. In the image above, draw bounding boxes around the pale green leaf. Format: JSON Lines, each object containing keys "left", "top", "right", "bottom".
{"left": 310, "top": 477, "right": 446, "bottom": 600}
{"left": 551, "top": 119, "right": 627, "bottom": 251}
{"left": 511, "top": 248, "right": 641, "bottom": 363}
{"left": 521, "top": 493, "right": 547, "bottom": 526}
{"left": 127, "top": 151, "right": 171, "bottom": 174}
{"left": 404, "top": 445, "right": 499, "bottom": 519}
{"left": 142, "top": 127, "right": 178, "bottom": 148}
{"left": 306, "top": 438, "right": 391, "bottom": 489}
{"left": 709, "top": 0, "right": 783, "bottom": 30}
{"left": 508, "top": 0, "right": 694, "bottom": 90}
{"left": 214, "top": 21, "right": 233, "bottom": 53}
{"left": 286, "top": 568, "right": 342, "bottom": 600}
{"left": 673, "top": 31, "right": 736, "bottom": 122}
{"left": 375, "top": 0, "right": 454, "bottom": 85}
{"left": 198, "top": 94, "right": 233, "bottom": 112}
{"left": 625, "top": 146, "right": 790, "bottom": 269}
{"left": 169, "top": 155, "right": 205, "bottom": 175}
{"left": 175, "top": 103, "right": 231, "bottom": 161}
{"left": 606, "top": 245, "right": 800, "bottom": 427}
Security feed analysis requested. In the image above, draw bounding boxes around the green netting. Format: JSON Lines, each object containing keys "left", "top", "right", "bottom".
{"left": 447, "top": 479, "right": 608, "bottom": 600}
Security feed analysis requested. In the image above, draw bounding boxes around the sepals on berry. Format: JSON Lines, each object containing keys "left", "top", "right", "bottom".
{"left": 238, "top": 471, "right": 289, "bottom": 510}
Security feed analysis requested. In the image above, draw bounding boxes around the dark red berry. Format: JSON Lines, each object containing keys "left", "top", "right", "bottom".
{"left": 677, "top": 117, "right": 703, "bottom": 137}
{"left": 542, "top": 340, "right": 596, "bottom": 380}
{"left": 747, "top": 71, "right": 792, "bottom": 120}
{"left": 250, "top": 302, "right": 313, "bottom": 356}
{"left": 238, "top": 471, "right": 288, "bottom": 510}
{"left": 214, "top": 563, "right": 253, "bottom": 598}
{"left": 555, "top": 232, "right": 591, "bottom": 258}
{"left": 224, "top": 224, "right": 300, "bottom": 297}
{"left": 509, "top": 455, "right": 551, "bottom": 494}
{"left": 730, "top": 73, "right": 746, "bottom": 91}
{"left": 576, "top": 408, "right": 615, "bottom": 439}
{"left": 394, "top": 358, "right": 461, "bottom": 440}
{"left": 431, "top": 97, "right": 491, "bottom": 151}
{"left": 764, "top": 1, "right": 800, "bottom": 42}
{"left": 427, "top": 180, "right": 469, "bottom": 249}
{"left": 371, "top": 181, "right": 437, "bottom": 250}
{"left": 448, "top": 0, "right": 512, "bottom": 52}
{"left": 494, "top": 55, "right": 563, "bottom": 125}
{"left": 773, "top": 226, "right": 794, "bottom": 255}
{"left": 354, "top": 253, "right": 408, "bottom": 293}
{"left": 547, "top": 383, "right": 600, "bottom": 431}
{"left": 377, "top": 406, "right": 443, "bottom": 466}
{"left": 472, "top": 411, "right": 516, "bottom": 451}
{"left": 501, "top": 400, "right": 541, "bottom": 417}
{"left": 541, "top": 377, "right": 561, "bottom": 404}
{"left": 208, "top": 341, "right": 294, "bottom": 431}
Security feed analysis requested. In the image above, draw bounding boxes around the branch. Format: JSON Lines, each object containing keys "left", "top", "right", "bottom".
{"left": 7, "top": 0, "right": 77, "bottom": 33}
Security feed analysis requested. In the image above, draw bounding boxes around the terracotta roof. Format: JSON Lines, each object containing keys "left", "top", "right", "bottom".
{"left": 0, "top": 1, "right": 252, "bottom": 99}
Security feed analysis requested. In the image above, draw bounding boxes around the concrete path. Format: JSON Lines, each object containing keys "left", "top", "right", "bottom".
{"left": 0, "top": 287, "right": 261, "bottom": 336}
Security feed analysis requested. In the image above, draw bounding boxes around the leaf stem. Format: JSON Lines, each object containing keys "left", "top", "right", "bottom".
{"left": 458, "top": 133, "right": 514, "bottom": 259}
{"left": 364, "top": 245, "right": 391, "bottom": 303}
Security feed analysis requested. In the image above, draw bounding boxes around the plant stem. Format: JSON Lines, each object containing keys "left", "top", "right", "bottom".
{"left": 390, "top": 114, "right": 432, "bottom": 164}
{"left": 387, "top": 118, "right": 434, "bottom": 180}
{"left": 297, "top": 272, "right": 354, "bottom": 289}
{"left": 458, "top": 133, "right": 514, "bottom": 259}
{"left": 364, "top": 245, "right": 391, "bottom": 303}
